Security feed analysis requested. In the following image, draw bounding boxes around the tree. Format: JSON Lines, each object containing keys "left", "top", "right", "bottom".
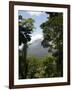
{"left": 27, "top": 56, "right": 39, "bottom": 78}
{"left": 43, "top": 56, "right": 57, "bottom": 77}
{"left": 40, "top": 12, "right": 63, "bottom": 76}
{"left": 19, "top": 15, "right": 35, "bottom": 79}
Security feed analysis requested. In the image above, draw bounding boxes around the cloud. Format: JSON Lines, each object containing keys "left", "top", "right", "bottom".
{"left": 19, "top": 34, "right": 43, "bottom": 50}
{"left": 27, "top": 11, "right": 42, "bottom": 16}
{"left": 19, "top": 43, "right": 23, "bottom": 50}
{"left": 29, "top": 34, "right": 43, "bottom": 44}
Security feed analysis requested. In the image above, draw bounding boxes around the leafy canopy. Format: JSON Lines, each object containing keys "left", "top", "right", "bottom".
{"left": 19, "top": 15, "right": 35, "bottom": 45}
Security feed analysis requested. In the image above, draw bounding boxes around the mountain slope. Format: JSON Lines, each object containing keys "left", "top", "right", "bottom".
{"left": 27, "top": 39, "right": 48, "bottom": 57}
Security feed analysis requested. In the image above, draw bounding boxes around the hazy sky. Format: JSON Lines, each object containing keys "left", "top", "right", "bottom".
{"left": 18, "top": 10, "right": 48, "bottom": 44}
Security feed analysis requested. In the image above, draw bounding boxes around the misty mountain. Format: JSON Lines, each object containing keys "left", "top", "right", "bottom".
{"left": 27, "top": 39, "right": 48, "bottom": 57}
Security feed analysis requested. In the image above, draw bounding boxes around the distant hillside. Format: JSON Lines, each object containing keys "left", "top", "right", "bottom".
{"left": 27, "top": 39, "right": 49, "bottom": 57}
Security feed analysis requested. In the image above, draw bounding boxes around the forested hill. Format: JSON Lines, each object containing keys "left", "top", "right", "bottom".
{"left": 27, "top": 39, "right": 49, "bottom": 57}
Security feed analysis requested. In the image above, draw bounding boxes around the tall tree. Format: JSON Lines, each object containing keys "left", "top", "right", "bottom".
{"left": 19, "top": 15, "right": 35, "bottom": 79}
{"left": 40, "top": 12, "right": 63, "bottom": 76}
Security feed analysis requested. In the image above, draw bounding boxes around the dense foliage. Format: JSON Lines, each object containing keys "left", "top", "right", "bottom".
{"left": 19, "top": 15, "right": 35, "bottom": 79}
{"left": 19, "top": 55, "right": 57, "bottom": 79}
{"left": 40, "top": 12, "right": 63, "bottom": 76}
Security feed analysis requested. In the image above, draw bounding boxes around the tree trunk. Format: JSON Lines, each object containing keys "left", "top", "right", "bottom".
{"left": 22, "top": 43, "right": 28, "bottom": 79}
